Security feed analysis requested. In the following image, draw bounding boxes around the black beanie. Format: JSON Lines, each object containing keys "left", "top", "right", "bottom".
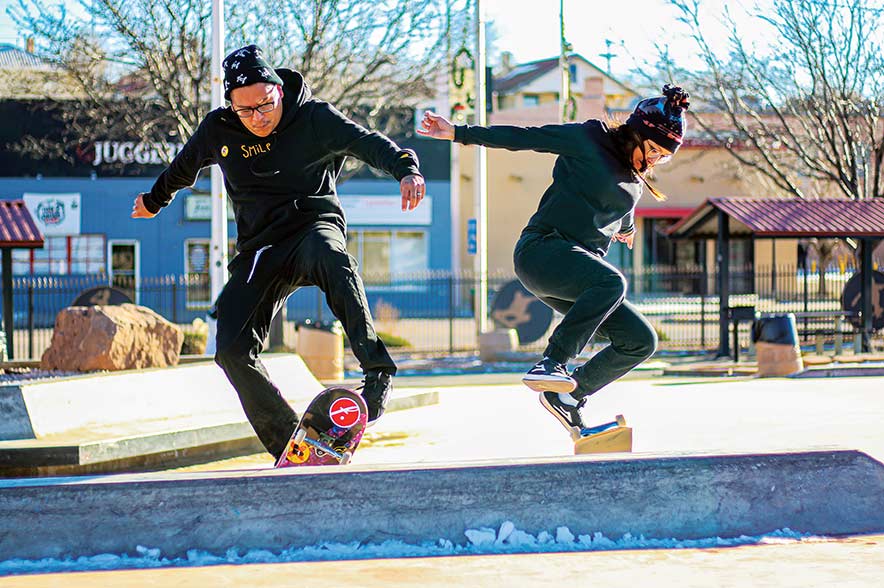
{"left": 222, "top": 44, "right": 284, "bottom": 101}
{"left": 626, "top": 84, "right": 690, "bottom": 153}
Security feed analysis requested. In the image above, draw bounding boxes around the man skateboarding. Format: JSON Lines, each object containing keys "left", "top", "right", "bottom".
{"left": 419, "top": 85, "right": 689, "bottom": 435}
{"left": 132, "top": 44, "right": 425, "bottom": 462}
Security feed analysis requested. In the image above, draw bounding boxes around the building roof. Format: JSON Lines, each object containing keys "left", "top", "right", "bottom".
{"left": 494, "top": 58, "right": 560, "bottom": 93}
{"left": 0, "top": 200, "right": 44, "bottom": 248}
{"left": 0, "top": 44, "right": 47, "bottom": 69}
{"left": 669, "top": 197, "right": 884, "bottom": 239}
{"left": 493, "top": 54, "right": 635, "bottom": 95}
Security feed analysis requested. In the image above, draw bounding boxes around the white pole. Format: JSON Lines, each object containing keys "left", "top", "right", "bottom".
{"left": 559, "top": 0, "right": 568, "bottom": 124}
{"left": 474, "top": 0, "right": 488, "bottom": 335}
{"left": 210, "top": 0, "right": 228, "bottom": 304}
{"left": 206, "top": 0, "right": 227, "bottom": 355}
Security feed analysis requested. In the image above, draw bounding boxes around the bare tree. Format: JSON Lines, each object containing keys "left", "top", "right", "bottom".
{"left": 664, "top": 0, "right": 884, "bottom": 293}
{"left": 8, "top": 0, "right": 469, "bottom": 168}
{"left": 668, "top": 0, "right": 883, "bottom": 200}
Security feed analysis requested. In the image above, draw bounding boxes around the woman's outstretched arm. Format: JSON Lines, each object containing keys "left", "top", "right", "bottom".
{"left": 418, "top": 111, "right": 586, "bottom": 157}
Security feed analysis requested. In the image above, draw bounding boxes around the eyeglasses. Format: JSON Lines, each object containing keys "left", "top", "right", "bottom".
{"left": 232, "top": 95, "right": 279, "bottom": 118}
{"left": 645, "top": 141, "right": 673, "bottom": 165}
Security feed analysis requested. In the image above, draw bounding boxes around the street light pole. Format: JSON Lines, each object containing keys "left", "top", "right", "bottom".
{"left": 474, "top": 0, "right": 488, "bottom": 335}
{"left": 210, "top": 0, "right": 228, "bottom": 306}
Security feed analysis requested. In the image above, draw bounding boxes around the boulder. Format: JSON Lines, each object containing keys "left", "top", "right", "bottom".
{"left": 41, "top": 304, "right": 184, "bottom": 372}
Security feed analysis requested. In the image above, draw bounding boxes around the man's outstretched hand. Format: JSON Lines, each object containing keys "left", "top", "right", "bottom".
{"left": 400, "top": 174, "right": 426, "bottom": 212}
{"left": 131, "top": 193, "right": 157, "bottom": 219}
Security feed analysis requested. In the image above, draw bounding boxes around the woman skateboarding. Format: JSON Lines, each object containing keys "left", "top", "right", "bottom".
{"left": 418, "top": 85, "right": 690, "bottom": 434}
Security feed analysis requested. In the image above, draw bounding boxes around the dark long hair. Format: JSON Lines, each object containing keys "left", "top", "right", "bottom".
{"left": 608, "top": 120, "right": 668, "bottom": 201}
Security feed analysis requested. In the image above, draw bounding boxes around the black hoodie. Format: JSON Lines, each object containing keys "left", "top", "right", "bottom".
{"left": 144, "top": 69, "right": 421, "bottom": 252}
{"left": 454, "top": 120, "right": 641, "bottom": 256}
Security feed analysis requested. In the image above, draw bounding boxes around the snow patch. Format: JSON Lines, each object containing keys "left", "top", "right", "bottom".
{"left": 0, "top": 525, "right": 821, "bottom": 576}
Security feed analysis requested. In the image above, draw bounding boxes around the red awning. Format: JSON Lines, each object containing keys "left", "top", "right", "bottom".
{"left": 669, "top": 197, "right": 884, "bottom": 239}
{"left": 0, "top": 200, "right": 44, "bottom": 248}
{"left": 635, "top": 207, "right": 694, "bottom": 219}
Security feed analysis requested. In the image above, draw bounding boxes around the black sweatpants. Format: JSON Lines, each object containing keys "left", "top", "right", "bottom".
{"left": 214, "top": 221, "right": 395, "bottom": 459}
{"left": 513, "top": 229, "right": 657, "bottom": 400}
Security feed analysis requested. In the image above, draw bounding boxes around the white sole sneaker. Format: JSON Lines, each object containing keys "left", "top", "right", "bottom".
{"left": 521, "top": 374, "right": 577, "bottom": 393}
{"left": 539, "top": 392, "right": 579, "bottom": 434}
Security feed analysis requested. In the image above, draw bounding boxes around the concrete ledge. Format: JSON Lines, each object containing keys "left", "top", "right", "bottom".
{"left": 0, "top": 389, "right": 439, "bottom": 475}
{"left": 0, "top": 354, "right": 438, "bottom": 474}
{"left": 792, "top": 364, "right": 884, "bottom": 378}
{"left": 1, "top": 449, "right": 882, "bottom": 561}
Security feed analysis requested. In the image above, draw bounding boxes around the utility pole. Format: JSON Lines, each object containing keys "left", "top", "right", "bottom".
{"left": 474, "top": 0, "right": 488, "bottom": 335}
{"left": 600, "top": 39, "right": 617, "bottom": 74}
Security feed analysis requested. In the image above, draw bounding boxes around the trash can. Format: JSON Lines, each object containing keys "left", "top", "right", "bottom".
{"left": 296, "top": 320, "right": 344, "bottom": 381}
{"left": 751, "top": 313, "right": 803, "bottom": 377}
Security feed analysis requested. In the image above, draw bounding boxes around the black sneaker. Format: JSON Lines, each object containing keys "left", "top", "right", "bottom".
{"left": 540, "top": 391, "right": 587, "bottom": 436}
{"left": 361, "top": 370, "right": 392, "bottom": 426}
{"left": 522, "top": 358, "right": 577, "bottom": 393}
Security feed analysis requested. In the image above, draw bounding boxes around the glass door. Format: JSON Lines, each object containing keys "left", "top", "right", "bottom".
{"left": 108, "top": 240, "right": 139, "bottom": 303}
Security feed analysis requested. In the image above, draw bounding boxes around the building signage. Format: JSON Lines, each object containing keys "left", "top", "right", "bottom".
{"left": 23, "top": 193, "right": 82, "bottom": 236}
{"left": 185, "top": 194, "right": 235, "bottom": 221}
{"left": 467, "top": 218, "right": 477, "bottom": 254}
{"left": 339, "top": 195, "right": 432, "bottom": 225}
{"left": 91, "top": 141, "right": 185, "bottom": 166}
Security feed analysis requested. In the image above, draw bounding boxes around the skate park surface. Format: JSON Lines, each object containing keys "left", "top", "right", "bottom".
{"left": 2, "top": 368, "right": 884, "bottom": 585}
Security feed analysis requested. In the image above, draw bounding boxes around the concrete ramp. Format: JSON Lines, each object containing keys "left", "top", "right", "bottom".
{"left": 0, "top": 354, "right": 323, "bottom": 441}
{"left": 1, "top": 449, "right": 883, "bottom": 561}
{"left": 0, "top": 355, "right": 326, "bottom": 473}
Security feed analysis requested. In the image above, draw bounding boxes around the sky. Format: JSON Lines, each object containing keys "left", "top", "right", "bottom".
{"left": 0, "top": 0, "right": 743, "bottom": 75}
{"left": 0, "top": 0, "right": 878, "bottom": 79}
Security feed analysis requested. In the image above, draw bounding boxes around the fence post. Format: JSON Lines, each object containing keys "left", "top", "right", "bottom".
{"left": 802, "top": 264, "right": 809, "bottom": 341}
{"left": 834, "top": 315, "right": 843, "bottom": 355}
{"left": 174, "top": 276, "right": 180, "bottom": 324}
{"left": 449, "top": 274, "right": 455, "bottom": 354}
{"left": 27, "top": 282, "right": 34, "bottom": 360}
{"left": 700, "top": 264, "right": 707, "bottom": 349}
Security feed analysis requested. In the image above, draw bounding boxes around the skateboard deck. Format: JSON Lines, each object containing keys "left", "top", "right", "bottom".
{"left": 573, "top": 414, "right": 633, "bottom": 454}
{"left": 275, "top": 387, "right": 367, "bottom": 468}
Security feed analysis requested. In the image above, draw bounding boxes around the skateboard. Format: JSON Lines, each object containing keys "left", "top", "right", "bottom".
{"left": 572, "top": 414, "right": 633, "bottom": 454}
{"left": 275, "top": 387, "right": 367, "bottom": 468}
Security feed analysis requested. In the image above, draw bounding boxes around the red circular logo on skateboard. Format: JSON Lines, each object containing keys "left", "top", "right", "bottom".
{"left": 329, "top": 397, "right": 361, "bottom": 428}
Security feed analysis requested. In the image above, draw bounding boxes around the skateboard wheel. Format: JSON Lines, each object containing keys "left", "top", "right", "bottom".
{"left": 294, "top": 429, "right": 306, "bottom": 444}
{"left": 615, "top": 415, "right": 626, "bottom": 427}
{"left": 340, "top": 451, "right": 352, "bottom": 465}
{"left": 286, "top": 443, "right": 310, "bottom": 464}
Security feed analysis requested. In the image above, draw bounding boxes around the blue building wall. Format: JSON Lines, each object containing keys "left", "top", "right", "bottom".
{"left": 0, "top": 175, "right": 452, "bottom": 324}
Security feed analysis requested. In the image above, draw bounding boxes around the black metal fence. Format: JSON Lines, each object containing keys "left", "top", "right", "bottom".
{"left": 4, "top": 263, "right": 872, "bottom": 361}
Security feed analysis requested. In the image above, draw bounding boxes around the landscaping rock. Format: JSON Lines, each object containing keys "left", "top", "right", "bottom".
{"left": 40, "top": 304, "right": 183, "bottom": 372}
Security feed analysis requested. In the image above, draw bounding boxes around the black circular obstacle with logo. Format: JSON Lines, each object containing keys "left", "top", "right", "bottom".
{"left": 72, "top": 286, "right": 133, "bottom": 307}
{"left": 490, "top": 280, "right": 553, "bottom": 345}
{"left": 841, "top": 270, "right": 884, "bottom": 331}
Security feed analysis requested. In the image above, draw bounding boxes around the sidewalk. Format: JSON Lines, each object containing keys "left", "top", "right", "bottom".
{"left": 3, "top": 372, "right": 884, "bottom": 584}
{"left": 175, "top": 372, "right": 884, "bottom": 470}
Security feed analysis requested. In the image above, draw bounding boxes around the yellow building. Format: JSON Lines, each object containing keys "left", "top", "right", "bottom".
{"left": 453, "top": 55, "right": 801, "bottom": 283}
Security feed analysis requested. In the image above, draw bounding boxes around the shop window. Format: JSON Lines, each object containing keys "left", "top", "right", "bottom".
{"left": 347, "top": 229, "right": 429, "bottom": 282}
{"left": 185, "top": 239, "right": 236, "bottom": 307}
{"left": 11, "top": 235, "right": 105, "bottom": 276}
